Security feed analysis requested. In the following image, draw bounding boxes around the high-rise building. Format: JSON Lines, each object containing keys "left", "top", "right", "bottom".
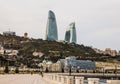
{"left": 45, "top": 10, "right": 58, "bottom": 41}
{"left": 65, "top": 22, "right": 77, "bottom": 43}
{"left": 65, "top": 29, "right": 70, "bottom": 42}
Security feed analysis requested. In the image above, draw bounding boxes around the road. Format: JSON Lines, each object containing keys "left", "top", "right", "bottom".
{"left": 0, "top": 74, "right": 49, "bottom": 84}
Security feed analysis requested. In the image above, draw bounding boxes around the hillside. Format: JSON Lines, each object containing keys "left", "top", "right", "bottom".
{"left": 0, "top": 34, "right": 120, "bottom": 67}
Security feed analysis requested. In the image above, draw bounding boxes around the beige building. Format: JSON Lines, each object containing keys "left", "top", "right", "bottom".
{"left": 111, "top": 50, "right": 117, "bottom": 56}
{"left": 39, "top": 60, "right": 62, "bottom": 72}
{"left": 93, "top": 48, "right": 118, "bottom": 56}
{"left": 104, "top": 48, "right": 118, "bottom": 56}
{"left": 96, "top": 62, "right": 120, "bottom": 71}
{"left": 0, "top": 50, "right": 4, "bottom": 55}
{"left": 104, "top": 48, "right": 111, "bottom": 55}
{"left": 0, "top": 45, "right": 4, "bottom": 55}
{"left": 93, "top": 48, "right": 104, "bottom": 54}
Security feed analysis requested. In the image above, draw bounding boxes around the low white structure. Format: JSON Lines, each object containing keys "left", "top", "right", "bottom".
{"left": 44, "top": 74, "right": 74, "bottom": 84}
{"left": 75, "top": 77, "right": 84, "bottom": 84}
{"left": 5, "top": 49, "right": 18, "bottom": 56}
{"left": 88, "top": 78, "right": 99, "bottom": 84}
{"left": 107, "top": 80, "right": 120, "bottom": 84}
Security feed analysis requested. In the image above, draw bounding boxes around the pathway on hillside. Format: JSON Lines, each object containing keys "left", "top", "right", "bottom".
{"left": 0, "top": 74, "right": 49, "bottom": 84}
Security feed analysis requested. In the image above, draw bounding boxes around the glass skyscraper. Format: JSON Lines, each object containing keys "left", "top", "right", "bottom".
{"left": 65, "top": 22, "right": 77, "bottom": 43}
{"left": 45, "top": 10, "right": 58, "bottom": 41}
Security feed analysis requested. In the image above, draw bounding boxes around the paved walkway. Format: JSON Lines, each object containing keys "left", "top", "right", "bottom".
{"left": 0, "top": 74, "right": 49, "bottom": 84}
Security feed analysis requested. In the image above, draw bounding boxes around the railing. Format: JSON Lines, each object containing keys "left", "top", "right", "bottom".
{"left": 43, "top": 73, "right": 120, "bottom": 84}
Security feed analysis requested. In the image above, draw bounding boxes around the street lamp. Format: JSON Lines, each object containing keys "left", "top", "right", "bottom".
{"left": 69, "top": 64, "right": 71, "bottom": 76}
{"left": 40, "top": 65, "right": 43, "bottom": 72}
{"left": 68, "top": 59, "right": 72, "bottom": 76}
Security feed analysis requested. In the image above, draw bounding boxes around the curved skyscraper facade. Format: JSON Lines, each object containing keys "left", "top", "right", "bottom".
{"left": 65, "top": 22, "right": 77, "bottom": 43}
{"left": 45, "top": 10, "right": 58, "bottom": 41}
{"left": 65, "top": 29, "right": 70, "bottom": 42}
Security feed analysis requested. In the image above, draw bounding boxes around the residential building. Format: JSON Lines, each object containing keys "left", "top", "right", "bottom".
{"left": 3, "top": 31, "right": 16, "bottom": 36}
{"left": 111, "top": 50, "right": 117, "bottom": 56}
{"left": 93, "top": 48, "right": 118, "bottom": 56}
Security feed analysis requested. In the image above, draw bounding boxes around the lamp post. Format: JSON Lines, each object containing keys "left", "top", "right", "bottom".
{"left": 40, "top": 65, "right": 43, "bottom": 72}
{"left": 68, "top": 59, "right": 72, "bottom": 76}
{"left": 69, "top": 64, "right": 71, "bottom": 76}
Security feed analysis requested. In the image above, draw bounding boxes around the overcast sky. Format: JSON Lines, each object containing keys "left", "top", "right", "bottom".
{"left": 0, "top": 0, "right": 120, "bottom": 51}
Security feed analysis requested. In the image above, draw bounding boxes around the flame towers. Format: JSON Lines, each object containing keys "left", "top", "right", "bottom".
{"left": 45, "top": 10, "right": 58, "bottom": 41}
{"left": 45, "top": 10, "right": 77, "bottom": 43}
{"left": 65, "top": 22, "right": 77, "bottom": 43}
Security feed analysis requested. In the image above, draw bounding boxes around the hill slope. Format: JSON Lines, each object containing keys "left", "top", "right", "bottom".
{"left": 0, "top": 34, "right": 120, "bottom": 67}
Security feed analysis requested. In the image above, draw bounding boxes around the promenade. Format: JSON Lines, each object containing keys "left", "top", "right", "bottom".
{"left": 0, "top": 73, "right": 120, "bottom": 84}
{"left": 0, "top": 74, "right": 49, "bottom": 84}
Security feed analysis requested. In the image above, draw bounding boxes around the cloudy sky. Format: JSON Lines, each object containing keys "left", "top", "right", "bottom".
{"left": 0, "top": 0, "right": 120, "bottom": 51}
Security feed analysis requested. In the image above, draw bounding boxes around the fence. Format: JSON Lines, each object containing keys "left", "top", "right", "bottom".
{"left": 43, "top": 73, "right": 120, "bottom": 84}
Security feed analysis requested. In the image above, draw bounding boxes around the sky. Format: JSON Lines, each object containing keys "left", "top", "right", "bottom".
{"left": 0, "top": 0, "right": 120, "bottom": 51}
